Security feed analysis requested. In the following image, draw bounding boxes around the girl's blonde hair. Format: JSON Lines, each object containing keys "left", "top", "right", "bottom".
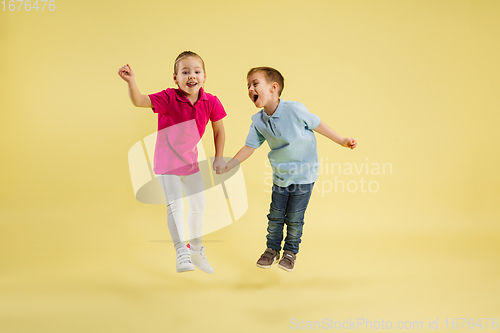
{"left": 174, "top": 51, "right": 205, "bottom": 74}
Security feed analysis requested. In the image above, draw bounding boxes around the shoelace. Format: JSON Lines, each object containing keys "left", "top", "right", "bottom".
{"left": 177, "top": 252, "right": 192, "bottom": 265}
{"left": 191, "top": 247, "right": 207, "bottom": 260}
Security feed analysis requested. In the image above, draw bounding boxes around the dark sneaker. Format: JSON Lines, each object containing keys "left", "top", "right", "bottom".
{"left": 256, "top": 248, "right": 280, "bottom": 269}
{"left": 278, "top": 250, "right": 296, "bottom": 272}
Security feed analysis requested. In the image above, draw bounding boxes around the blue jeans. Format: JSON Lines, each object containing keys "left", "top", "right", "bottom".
{"left": 266, "top": 183, "right": 314, "bottom": 254}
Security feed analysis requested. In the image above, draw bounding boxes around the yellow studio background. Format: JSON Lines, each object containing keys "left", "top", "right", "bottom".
{"left": 1, "top": 0, "right": 499, "bottom": 332}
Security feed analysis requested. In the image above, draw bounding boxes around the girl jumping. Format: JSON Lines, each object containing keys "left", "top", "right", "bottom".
{"left": 118, "top": 51, "right": 226, "bottom": 273}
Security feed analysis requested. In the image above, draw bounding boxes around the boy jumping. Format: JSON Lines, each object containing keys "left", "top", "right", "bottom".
{"left": 223, "top": 67, "right": 357, "bottom": 272}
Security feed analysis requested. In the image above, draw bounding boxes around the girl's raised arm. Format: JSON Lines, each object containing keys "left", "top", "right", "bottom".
{"left": 118, "top": 64, "right": 153, "bottom": 108}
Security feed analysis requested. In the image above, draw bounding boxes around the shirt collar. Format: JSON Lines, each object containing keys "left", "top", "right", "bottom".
{"left": 174, "top": 87, "right": 208, "bottom": 104}
{"left": 262, "top": 99, "right": 283, "bottom": 121}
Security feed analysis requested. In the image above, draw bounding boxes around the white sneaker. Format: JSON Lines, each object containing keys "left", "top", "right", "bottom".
{"left": 176, "top": 247, "right": 195, "bottom": 273}
{"left": 188, "top": 245, "right": 214, "bottom": 274}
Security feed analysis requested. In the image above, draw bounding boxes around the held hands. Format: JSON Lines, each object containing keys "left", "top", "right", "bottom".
{"left": 213, "top": 157, "right": 226, "bottom": 175}
{"left": 118, "top": 64, "right": 135, "bottom": 82}
{"left": 219, "top": 159, "right": 238, "bottom": 174}
{"left": 342, "top": 137, "right": 357, "bottom": 150}
{"left": 221, "top": 164, "right": 231, "bottom": 174}
{"left": 213, "top": 157, "right": 234, "bottom": 175}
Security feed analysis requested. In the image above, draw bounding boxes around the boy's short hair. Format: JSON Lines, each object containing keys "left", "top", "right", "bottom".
{"left": 247, "top": 67, "right": 285, "bottom": 97}
{"left": 174, "top": 51, "right": 205, "bottom": 74}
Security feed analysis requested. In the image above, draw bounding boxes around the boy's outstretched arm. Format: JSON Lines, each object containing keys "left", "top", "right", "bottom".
{"left": 211, "top": 119, "right": 226, "bottom": 174}
{"left": 118, "top": 64, "right": 153, "bottom": 108}
{"left": 314, "top": 121, "right": 357, "bottom": 149}
{"left": 223, "top": 145, "right": 255, "bottom": 173}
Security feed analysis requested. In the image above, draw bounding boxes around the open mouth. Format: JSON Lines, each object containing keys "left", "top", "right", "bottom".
{"left": 252, "top": 94, "right": 258, "bottom": 102}
{"left": 187, "top": 82, "right": 197, "bottom": 88}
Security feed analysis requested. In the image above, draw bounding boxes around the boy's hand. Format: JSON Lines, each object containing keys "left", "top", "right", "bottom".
{"left": 118, "top": 64, "right": 135, "bottom": 82}
{"left": 213, "top": 157, "right": 226, "bottom": 175}
{"left": 342, "top": 137, "right": 357, "bottom": 150}
{"left": 221, "top": 164, "right": 231, "bottom": 174}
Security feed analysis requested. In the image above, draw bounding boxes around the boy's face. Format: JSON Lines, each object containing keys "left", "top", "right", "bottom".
{"left": 247, "top": 72, "right": 279, "bottom": 108}
{"left": 173, "top": 56, "right": 206, "bottom": 96}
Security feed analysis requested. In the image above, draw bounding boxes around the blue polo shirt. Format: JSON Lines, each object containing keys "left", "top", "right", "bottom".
{"left": 245, "top": 99, "right": 321, "bottom": 187}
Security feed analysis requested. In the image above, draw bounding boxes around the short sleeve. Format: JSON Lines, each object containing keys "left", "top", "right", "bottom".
{"left": 148, "top": 90, "right": 171, "bottom": 114}
{"left": 210, "top": 96, "right": 227, "bottom": 122}
{"left": 244, "top": 123, "right": 266, "bottom": 149}
{"left": 295, "top": 102, "right": 321, "bottom": 130}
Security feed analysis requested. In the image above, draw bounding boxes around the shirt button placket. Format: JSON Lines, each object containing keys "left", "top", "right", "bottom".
{"left": 268, "top": 119, "right": 275, "bottom": 136}
{"left": 270, "top": 119, "right": 280, "bottom": 137}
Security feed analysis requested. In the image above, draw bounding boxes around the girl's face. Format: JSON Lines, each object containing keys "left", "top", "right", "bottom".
{"left": 173, "top": 56, "right": 206, "bottom": 97}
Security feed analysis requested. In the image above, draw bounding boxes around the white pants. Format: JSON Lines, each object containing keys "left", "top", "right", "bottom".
{"left": 157, "top": 172, "right": 206, "bottom": 251}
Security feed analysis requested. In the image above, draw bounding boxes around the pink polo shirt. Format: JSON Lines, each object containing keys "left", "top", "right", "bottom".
{"left": 148, "top": 87, "right": 226, "bottom": 175}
